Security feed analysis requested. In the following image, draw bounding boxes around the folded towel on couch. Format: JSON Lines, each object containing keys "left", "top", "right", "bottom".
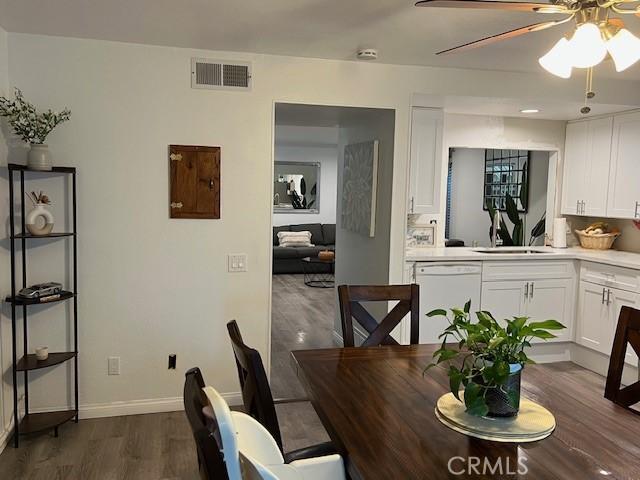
{"left": 278, "top": 231, "right": 314, "bottom": 247}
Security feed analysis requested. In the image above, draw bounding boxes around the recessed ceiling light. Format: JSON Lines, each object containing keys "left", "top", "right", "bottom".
{"left": 520, "top": 109, "right": 540, "bottom": 114}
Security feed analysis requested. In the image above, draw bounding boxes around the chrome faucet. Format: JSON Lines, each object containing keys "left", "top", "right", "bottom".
{"left": 491, "top": 209, "right": 501, "bottom": 249}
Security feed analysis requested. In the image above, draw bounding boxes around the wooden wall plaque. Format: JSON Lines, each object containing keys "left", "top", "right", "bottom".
{"left": 169, "top": 145, "right": 220, "bottom": 219}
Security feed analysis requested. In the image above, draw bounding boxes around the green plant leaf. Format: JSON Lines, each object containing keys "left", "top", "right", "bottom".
{"left": 436, "top": 349, "right": 459, "bottom": 363}
{"left": 529, "top": 320, "right": 565, "bottom": 330}
{"left": 426, "top": 309, "right": 447, "bottom": 317}
{"left": 529, "top": 330, "right": 557, "bottom": 340}
{"left": 464, "top": 383, "right": 489, "bottom": 417}
{"left": 449, "top": 367, "right": 464, "bottom": 401}
{"left": 505, "top": 193, "right": 522, "bottom": 226}
{"left": 519, "top": 160, "right": 528, "bottom": 210}
{"left": 464, "top": 300, "right": 471, "bottom": 314}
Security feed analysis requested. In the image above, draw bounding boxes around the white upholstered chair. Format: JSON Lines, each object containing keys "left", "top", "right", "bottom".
{"left": 203, "top": 386, "right": 346, "bottom": 480}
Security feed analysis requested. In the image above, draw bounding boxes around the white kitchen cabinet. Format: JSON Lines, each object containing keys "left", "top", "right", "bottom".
{"left": 561, "top": 121, "right": 588, "bottom": 216}
{"left": 607, "top": 111, "right": 640, "bottom": 219}
{"left": 480, "top": 280, "right": 527, "bottom": 322}
{"left": 577, "top": 281, "right": 611, "bottom": 354}
{"left": 561, "top": 116, "right": 612, "bottom": 216}
{"left": 525, "top": 278, "right": 575, "bottom": 343}
{"left": 610, "top": 288, "right": 640, "bottom": 365}
{"left": 481, "top": 261, "right": 576, "bottom": 343}
{"left": 408, "top": 107, "right": 443, "bottom": 214}
{"left": 577, "top": 280, "right": 639, "bottom": 365}
{"left": 482, "top": 279, "right": 574, "bottom": 343}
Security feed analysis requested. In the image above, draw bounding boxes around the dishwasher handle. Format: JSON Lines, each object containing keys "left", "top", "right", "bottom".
{"left": 416, "top": 264, "right": 482, "bottom": 276}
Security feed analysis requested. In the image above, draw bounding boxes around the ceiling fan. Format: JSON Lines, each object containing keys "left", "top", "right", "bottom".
{"left": 416, "top": 0, "right": 640, "bottom": 111}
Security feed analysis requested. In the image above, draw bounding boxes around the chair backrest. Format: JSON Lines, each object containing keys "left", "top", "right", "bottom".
{"left": 202, "top": 386, "right": 244, "bottom": 480}
{"left": 338, "top": 284, "right": 420, "bottom": 348}
{"left": 227, "top": 320, "right": 283, "bottom": 451}
{"left": 605, "top": 306, "right": 640, "bottom": 409}
{"left": 203, "top": 386, "right": 289, "bottom": 480}
{"left": 183, "top": 368, "right": 229, "bottom": 480}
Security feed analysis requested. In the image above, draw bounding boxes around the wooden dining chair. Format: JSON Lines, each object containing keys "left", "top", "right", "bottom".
{"left": 338, "top": 284, "right": 420, "bottom": 348}
{"left": 226, "top": 320, "right": 336, "bottom": 462}
{"left": 183, "top": 368, "right": 229, "bottom": 480}
{"left": 605, "top": 306, "right": 640, "bottom": 410}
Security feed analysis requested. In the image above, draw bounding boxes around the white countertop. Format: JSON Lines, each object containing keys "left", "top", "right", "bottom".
{"left": 405, "top": 246, "right": 640, "bottom": 270}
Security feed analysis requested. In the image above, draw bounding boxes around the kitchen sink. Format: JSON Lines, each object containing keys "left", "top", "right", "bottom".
{"left": 472, "top": 248, "right": 553, "bottom": 254}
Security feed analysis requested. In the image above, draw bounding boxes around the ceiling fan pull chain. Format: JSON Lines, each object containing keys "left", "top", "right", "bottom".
{"left": 581, "top": 67, "right": 595, "bottom": 115}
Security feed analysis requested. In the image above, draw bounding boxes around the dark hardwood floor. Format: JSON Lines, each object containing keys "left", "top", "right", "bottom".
{"left": 0, "top": 274, "right": 337, "bottom": 478}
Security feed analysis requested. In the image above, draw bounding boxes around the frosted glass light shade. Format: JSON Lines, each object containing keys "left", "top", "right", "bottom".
{"left": 607, "top": 28, "right": 640, "bottom": 72}
{"left": 539, "top": 38, "right": 573, "bottom": 78}
{"left": 570, "top": 23, "right": 607, "bottom": 68}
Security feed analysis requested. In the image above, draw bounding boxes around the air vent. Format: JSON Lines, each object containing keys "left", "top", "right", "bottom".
{"left": 191, "top": 58, "right": 251, "bottom": 91}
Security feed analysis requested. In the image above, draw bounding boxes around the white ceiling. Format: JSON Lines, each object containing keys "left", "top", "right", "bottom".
{"left": 2, "top": 0, "right": 640, "bottom": 80}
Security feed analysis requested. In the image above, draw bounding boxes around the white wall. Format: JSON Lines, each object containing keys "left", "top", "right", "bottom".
{"left": 3, "top": 32, "right": 640, "bottom": 422}
{"left": 273, "top": 125, "right": 337, "bottom": 227}
{"left": 335, "top": 109, "right": 395, "bottom": 338}
{"left": 448, "top": 148, "right": 549, "bottom": 247}
{"left": 0, "top": 24, "right": 11, "bottom": 448}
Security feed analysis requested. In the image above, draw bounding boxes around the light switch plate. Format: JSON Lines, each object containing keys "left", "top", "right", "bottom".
{"left": 228, "top": 253, "right": 248, "bottom": 272}
{"left": 108, "top": 356, "right": 121, "bottom": 375}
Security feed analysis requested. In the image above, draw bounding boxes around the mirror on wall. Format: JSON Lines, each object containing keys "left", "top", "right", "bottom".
{"left": 273, "top": 161, "right": 320, "bottom": 214}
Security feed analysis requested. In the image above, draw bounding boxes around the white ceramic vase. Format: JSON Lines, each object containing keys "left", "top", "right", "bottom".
{"left": 27, "top": 144, "right": 52, "bottom": 171}
{"left": 26, "top": 203, "right": 55, "bottom": 236}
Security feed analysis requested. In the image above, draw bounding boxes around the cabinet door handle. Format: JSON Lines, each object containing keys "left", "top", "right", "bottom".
{"left": 530, "top": 282, "right": 534, "bottom": 299}
{"left": 524, "top": 282, "right": 529, "bottom": 299}
{"left": 602, "top": 287, "right": 606, "bottom": 304}
{"left": 576, "top": 200, "right": 580, "bottom": 214}
{"left": 606, "top": 288, "right": 611, "bottom": 306}
{"left": 581, "top": 201, "right": 586, "bottom": 215}
{"left": 635, "top": 201, "right": 639, "bottom": 219}
{"left": 410, "top": 197, "right": 415, "bottom": 213}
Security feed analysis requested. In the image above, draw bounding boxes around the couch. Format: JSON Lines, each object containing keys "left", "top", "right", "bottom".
{"left": 273, "top": 223, "right": 335, "bottom": 274}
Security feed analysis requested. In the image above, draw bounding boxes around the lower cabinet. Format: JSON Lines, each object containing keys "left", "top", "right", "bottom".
{"left": 577, "top": 281, "right": 639, "bottom": 365}
{"left": 481, "top": 278, "right": 575, "bottom": 343}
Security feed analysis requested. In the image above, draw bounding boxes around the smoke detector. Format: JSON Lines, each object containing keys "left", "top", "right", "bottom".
{"left": 357, "top": 49, "right": 378, "bottom": 60}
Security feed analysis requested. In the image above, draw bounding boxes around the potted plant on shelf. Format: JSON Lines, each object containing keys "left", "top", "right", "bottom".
{"left": 425, "top": 302, "right": 565, "bottom": 417}
{"left": 0, "top": 88, "right": 71, "bottom": 171}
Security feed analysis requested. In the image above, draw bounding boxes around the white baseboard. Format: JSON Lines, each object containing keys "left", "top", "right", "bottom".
{"left": 22, "top": 391, "right": 243, "bottom": 420}
{"left": 0, "top": 418, "right": 14, "bottom": 453}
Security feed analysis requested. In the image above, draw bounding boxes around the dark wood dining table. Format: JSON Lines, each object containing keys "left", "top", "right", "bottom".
{"left": 291, "top": 344, "right": 640, "bottom": 480}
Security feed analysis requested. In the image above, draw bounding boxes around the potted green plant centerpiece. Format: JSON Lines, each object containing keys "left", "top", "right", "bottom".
{"left": 0, "top": 88, "right": 71, "bottom": 171}
{"left": 425, "top": 301, "right": 565, "bottom": 417}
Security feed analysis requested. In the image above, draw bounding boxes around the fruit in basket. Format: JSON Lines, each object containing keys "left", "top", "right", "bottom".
{"left": 583, "top": 222, "right": 616, "bottom": 236}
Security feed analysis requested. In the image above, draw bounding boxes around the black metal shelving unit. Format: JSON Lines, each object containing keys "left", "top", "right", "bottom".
{"left": 6, "top": 163, "right": 78, "bottom": 448}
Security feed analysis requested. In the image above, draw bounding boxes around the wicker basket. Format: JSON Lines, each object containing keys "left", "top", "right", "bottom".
{"left": 575, "top": 230, "right": 620, "bottom": 250}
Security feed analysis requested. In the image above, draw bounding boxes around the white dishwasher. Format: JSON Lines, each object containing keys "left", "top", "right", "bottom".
{"left": 415, "top": 262, "right": 482, "bottom": 344}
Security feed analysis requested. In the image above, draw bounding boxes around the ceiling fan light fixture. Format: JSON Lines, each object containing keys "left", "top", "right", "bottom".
{"left": 539, "top": 37, "right": 573, "bottom": 78}
{"left": 569, "top": 22, "right": 607, "bottom": 68}
{"left": 606, "top": 28, "right": 640, "bottom": 72}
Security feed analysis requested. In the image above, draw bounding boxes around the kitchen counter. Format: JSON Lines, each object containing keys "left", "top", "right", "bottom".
{"left": 405, "top": 246, "right": 640, "bottom": 270}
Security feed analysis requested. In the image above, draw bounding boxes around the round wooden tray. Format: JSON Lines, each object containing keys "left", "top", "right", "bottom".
{"left": 435, "top": 393, "right": 556, "bottom": 443}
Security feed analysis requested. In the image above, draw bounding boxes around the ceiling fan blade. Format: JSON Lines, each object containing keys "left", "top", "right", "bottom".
{"left": 415, "top": 0, "right": 569, "bottom": 13}
{"left": 436, "top": 20, "right": 562, "bottom": 55}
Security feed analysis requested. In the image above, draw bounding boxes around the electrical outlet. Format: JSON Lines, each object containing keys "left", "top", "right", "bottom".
{"left": 108, "top": 356, "right": 121, "bottom": 375}
{"left": 228, "top": 253, "right": 248, "bottom": 272}
{"left": 168, "top": 354, "right": 177, "bottom": 369}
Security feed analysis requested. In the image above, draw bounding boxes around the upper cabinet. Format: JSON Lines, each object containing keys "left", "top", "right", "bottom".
{"left": 408, "top": 107, "right": 443, "bottom": 214}
{"left": 562, "top": 111, "right": 640, "bottom": 219}
{"left": 561, "top": 116, "right": 612, "bottom": 217}
{"left": 608, "top": 112, "right": 640, "bottom": 219}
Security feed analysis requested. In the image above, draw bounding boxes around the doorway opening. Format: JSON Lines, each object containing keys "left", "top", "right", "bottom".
{"left": 270, "top": 103, "right": 395, "bottom": 402}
